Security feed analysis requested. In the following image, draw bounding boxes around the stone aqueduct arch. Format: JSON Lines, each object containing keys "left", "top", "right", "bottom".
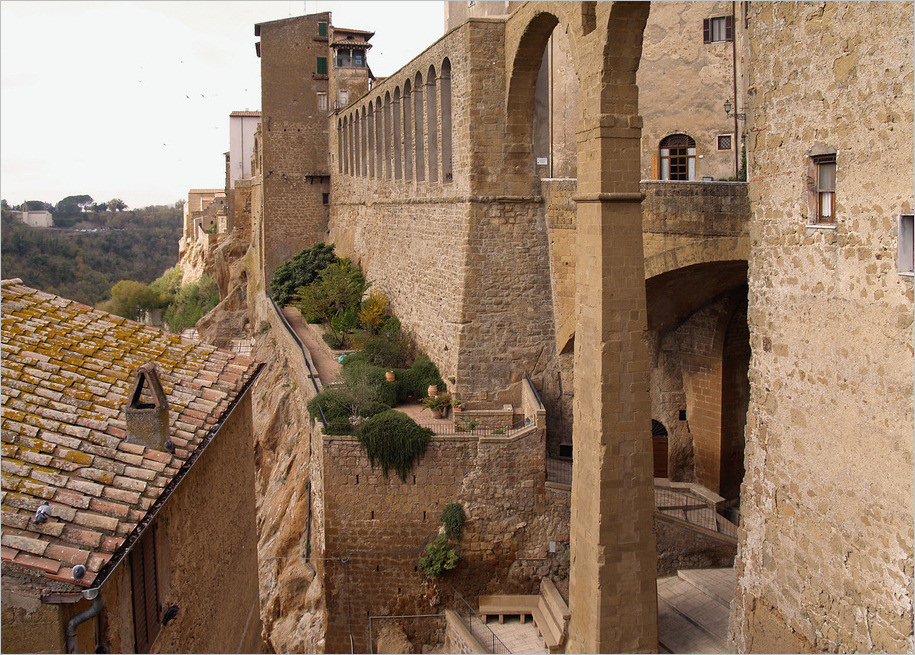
{"left": 505, "top": 3, "right": 658, "bottom": 652}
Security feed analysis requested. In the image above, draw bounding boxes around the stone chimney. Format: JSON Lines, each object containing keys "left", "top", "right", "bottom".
{"left": 125, "top": 363, "right": 170, "bottom": 450}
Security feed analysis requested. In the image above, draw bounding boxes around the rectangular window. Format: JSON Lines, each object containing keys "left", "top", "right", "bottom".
{"left": 355, "top": 52, "right": 364, "bottom": 67}
{"left": 717, "top": 134, "right": 733, "bottom": 151}
{"left": 130, "top": 525, "right": 160, "bottom": 654}
{"left": 704, "top": 15, "right": 734, "bottom": 43}
{"left": 317, "top": 92, "right": 327, "bottom": 112}
{"left": 899, "top": 214, "right": 914, "bottom": 275}
{"left": 335, "top": 48, "right": 350, "bottom": 68}
{"left": 317, "top": 22, "right": 327, "bottom": 37}
{"left": 815, "top": 155, "right": 837, "bottom": 223}
{"left": 338, "top": 90, "right": 349, "bottom": 107}
{"left": 316, "top": 56, "right": 327, "bottom": 76}
{"left": 322, "top": 192, "right": 330, "bottom": 205}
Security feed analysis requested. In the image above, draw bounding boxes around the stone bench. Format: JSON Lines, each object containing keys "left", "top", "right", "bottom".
{"left": 478, "top": 594, "right": 539, "bottom": 624}
{"left": 479, "top": 578, "right": 570, "bottom": 653}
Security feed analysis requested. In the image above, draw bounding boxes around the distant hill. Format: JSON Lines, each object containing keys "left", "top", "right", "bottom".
{"left": 0, "top": 205, "right": 182, "bottom": 306}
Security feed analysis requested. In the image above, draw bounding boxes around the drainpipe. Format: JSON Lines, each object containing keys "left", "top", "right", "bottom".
{"left": 65, "top": 595, "right": 103, "bottom": 654}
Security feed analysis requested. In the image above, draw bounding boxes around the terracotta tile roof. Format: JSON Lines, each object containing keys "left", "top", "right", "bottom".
{"left": 1, "top": 280, "right": 260, "bottom": 592}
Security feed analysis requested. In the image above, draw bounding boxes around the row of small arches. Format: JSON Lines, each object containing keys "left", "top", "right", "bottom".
{"left": 337, "top": 59, "right": 453, "bottom": 185}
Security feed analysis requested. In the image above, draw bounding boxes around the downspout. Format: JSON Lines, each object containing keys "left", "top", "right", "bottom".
{"left": 732, "top": 0, "right": 740, "bottom": 178}
{"left": 65, "top": 595, "right": 103, "bottom": 654}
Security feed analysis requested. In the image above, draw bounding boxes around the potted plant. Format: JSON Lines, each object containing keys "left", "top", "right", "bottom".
{"left": 452, "top": 398, "right": 464, "bottom": 412}
{"left": 422, "top": 392, "right": 451, "bottom": 419}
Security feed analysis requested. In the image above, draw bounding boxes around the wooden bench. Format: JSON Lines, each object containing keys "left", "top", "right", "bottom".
{"left": 479, "top": 579, "right": 570, "bottom": 653}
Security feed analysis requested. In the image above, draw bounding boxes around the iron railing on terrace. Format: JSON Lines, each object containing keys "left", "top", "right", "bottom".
{"left": 413, "top": 415, "right": 529, "bottom": 437}
{"left": 544, "top": 457, "right": 739, "bottom": 541}
{"left": 449, "top": 587, "right": 511, "bottom": 654}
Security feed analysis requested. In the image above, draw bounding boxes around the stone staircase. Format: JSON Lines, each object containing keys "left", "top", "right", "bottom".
{"left": 657, "top": 567, "right": 735, "bottom": 653}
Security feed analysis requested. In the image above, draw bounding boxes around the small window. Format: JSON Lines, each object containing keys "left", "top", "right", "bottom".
{"left": 317, "top": 22, "right": 327, "bottom": 37}
{"left": 322, "top": 193, "right": 330, "bottom": 205}
{"left": 704, "top": 15, "right": 734, "bottom": 43}
{"left": 354, "top": 51, "right": 364, "bottom": 67}
{"left": 717, "top": 134, "right": 733, "bottom": 151}
{"left": 316, "top": 56, "right": 328, "bottom": 76}
{"left": 813, "top": 155, "right": 837, "bottom": 223}
{"left": 317, "top": 92, "right": 327, "bottom": 112}
{"left": 335, "top": 48, "right": 351, "bottom": 68}
{"left": 339, "top": 90, "right": 349, "bottom": 107}
{"left": 899, "top": 214, "right": 914, "bottom": 275}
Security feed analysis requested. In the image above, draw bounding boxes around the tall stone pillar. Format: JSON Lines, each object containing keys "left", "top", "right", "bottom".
{"left": 566, "top": 15, "right": 658, "bottom": 647}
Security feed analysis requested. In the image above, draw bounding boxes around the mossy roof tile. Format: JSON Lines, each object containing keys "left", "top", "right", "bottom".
{"left": 1, "top": 281, "right": 259, "bottom": 591}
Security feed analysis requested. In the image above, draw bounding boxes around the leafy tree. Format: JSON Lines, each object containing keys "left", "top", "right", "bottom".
{"left": 270, "top": 242, "right": 338, "bottom": 306}
{"left": 23, "top": 200, "right": 55, "bottom": 213}
{"left": 108, "top": 198, "right": 127, "bottom": 212}
{"left": 294, "top": 259, "right": 368, "bottom": 346}
{"left": 162, "top": 274, "right": 219, "bottom": 331}
{"left": 358, "top": 290, "right": 389, "bottom": 334}
{"left": 99, "top": 280, "right": 162, "bottom": 321}
{"left": 56, "top": 195, "right": 93, "bottom": 217}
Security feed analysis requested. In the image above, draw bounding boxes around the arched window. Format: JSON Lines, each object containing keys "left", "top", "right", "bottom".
{"left": 659, "top": 134, "right": 696, "bottom": 181}
{"left": 440, "top": 59, "right": 452, "bottom": 184}
{"left": 652, "top": 419, "right": 669, "bottom": 478}
{"left": 426, "top": 65, "right": 438, "bottom": 183}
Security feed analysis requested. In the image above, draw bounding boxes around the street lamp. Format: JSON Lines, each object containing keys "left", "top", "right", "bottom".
{"left": 724, "top": 99, "right": 746, "bottom": 120}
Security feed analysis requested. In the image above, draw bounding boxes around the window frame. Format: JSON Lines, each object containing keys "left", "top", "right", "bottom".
{"left": 659, "top": 134, "right": 697, "bottom": 181}
{"left": 703, "top": 15, "right": 734, "bottom": 43}
{"left": 316, "top": 56, "right": 328, "bottom": 76}
{"left": 317, "top": 91, "right": 327, "bottom": 112}
{"left": 717, "top": 134, "right": 733, "bottom": 151}
{"left": 810, "top": 154, "right": 837, "bottom": 225}
{"left": 899, "top": 214, "right": 914, "bottom": 276}
{"left": 130, "top": 524, "right": 160, "bottom": 654}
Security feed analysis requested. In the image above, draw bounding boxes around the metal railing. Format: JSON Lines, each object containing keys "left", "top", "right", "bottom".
{"left": 269, "top": 297, "right": 322, "bottom": 396}
{"left": 546, "top": 457, "right": 572, "bottom": 486}
{"left": 413, "top": 415, "right": 527, "bottom": 437}
{"left": 450, "top": 587, "right": 511, "bottom": 654}
{"left": 654, "top": 484, "right": 739, "bottom": 541}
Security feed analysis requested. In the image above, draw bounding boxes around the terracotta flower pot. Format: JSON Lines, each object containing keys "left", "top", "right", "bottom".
{"left": 385, "top": 371, "right": 395, "bottom": 382}
{"left": 427, "top": 384, "right": 439, "bottom": 397}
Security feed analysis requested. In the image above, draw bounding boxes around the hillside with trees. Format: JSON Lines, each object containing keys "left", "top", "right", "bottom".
{"left": 1, "top": 198, "right": 183, "bottom": 305}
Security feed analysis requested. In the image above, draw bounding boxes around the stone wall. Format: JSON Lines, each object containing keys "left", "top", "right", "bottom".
{"left": 639, "top": 1, "right": 745, "bottom": 181}
{"left": 245, "top": 292, "right": 328, "bottom": 653}
{"left": 319, "top": 405, "right": 570, "bottom": 653}
{"left": 731, "top": 3, "right": 915, "bottom": 652}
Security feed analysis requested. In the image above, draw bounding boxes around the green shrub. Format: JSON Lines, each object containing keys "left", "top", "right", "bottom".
{"left": 360, "top": 325, "right": 415, "bottom": 369}
{"left": 270, "top": 242, "right": 338, "bottom": 306}
{"left": 418, "top": 535, "right": 460, "bottom": 578}
{"left": 440, "top": 503, "right": 466, "bottom": 540}
{"left": 358, "top": 401, "right": 392, "bottom": 419}
{"left": 397, "top": 354, "right": 445, "bottom": 400}
{"left": 341, "top": 359, "right": 397, "bottom": 407}
{"left": 356, "top": 410, "right": 433, "bottom": 482}
{"left": 307, "top": 388, "right": 354, "bottom": 424}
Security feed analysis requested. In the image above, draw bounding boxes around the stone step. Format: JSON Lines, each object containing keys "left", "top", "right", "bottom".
{"left": 678, "top": 567, "right": 736, "bottom": 608}
{"left": 657, "top": 595, "right": 729, "bottom": 654}
{"left": 657, "top": 571, "right": 733, "bottom": 653}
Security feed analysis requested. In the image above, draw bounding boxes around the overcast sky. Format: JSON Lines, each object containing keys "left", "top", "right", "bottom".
{"left": 0, "top": 1, "right": 445, "bottom": 209}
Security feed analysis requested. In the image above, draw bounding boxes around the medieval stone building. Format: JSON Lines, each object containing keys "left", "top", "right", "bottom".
{"left": 210, "top": 1, "right": 912, "bottom": 652}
